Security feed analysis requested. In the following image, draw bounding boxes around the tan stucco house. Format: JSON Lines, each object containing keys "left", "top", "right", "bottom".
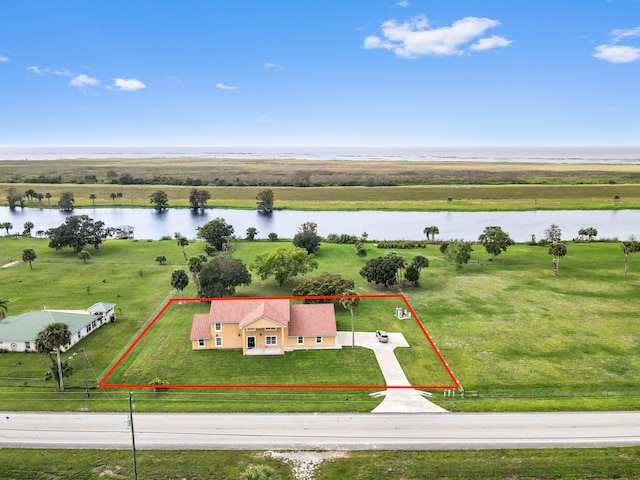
{"left": 190, "top": 298, "right": 337, "bottom": 355}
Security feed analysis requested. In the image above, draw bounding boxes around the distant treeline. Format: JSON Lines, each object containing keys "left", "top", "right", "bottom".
{"left": 4, "top": 169, "right": 638, "bottom": 187}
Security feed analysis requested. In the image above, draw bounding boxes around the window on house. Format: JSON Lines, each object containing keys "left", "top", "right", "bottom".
{"left": 25, "top": 341, "right": 30, "bottom": 350}
{"left": 246, "top": 327, "right": 256, "bottom": 331}
{"left": 266, "top": 336, "right": 277, "bottom": 345}
{"left": 297, "top": 337, "right": 304, "bottom": 345}
{"left": 214, "top": 322, "right": 222, "bottom": 332}
{"left": 315, "top": 336, "right": 322, "bottom": 344}
{"left": 265, "top": 327, "right": 277, "bottom": 331}
{"left": 215, "top": 337, "right": 223, "bottom": 347}
{"left": 198, "top": 339, "right": 205, "bottom": 348}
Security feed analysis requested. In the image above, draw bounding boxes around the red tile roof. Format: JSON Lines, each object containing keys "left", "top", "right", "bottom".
{"left": 288, "top": 303, "right": 337, "bottom": 337}
{"left": 190, "top": 313, "right": 212, "bottom": 340}
{"left": 190, "top": 299, "right": 337, "bottom": 340}
{"left": 238, "top": 300, "right": 290, "bottom": 328}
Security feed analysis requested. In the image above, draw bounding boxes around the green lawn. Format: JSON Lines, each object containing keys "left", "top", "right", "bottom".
{"left": 1, "top": 447, "right": 639, "bottom": 479}
{"left": 1, "top": 236, "right": 640, "bottom": 412}
{"left": 103, "top": 297, "right": 452, "bottom": 388}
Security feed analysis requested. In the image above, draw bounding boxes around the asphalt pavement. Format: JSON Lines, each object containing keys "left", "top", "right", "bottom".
{"left": 1, "top": 411, "right": 639, "bottom": 450}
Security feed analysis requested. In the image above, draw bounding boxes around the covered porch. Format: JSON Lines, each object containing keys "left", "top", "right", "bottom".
{"left": 244, "top": 346, "right": 283, "bottom": 355}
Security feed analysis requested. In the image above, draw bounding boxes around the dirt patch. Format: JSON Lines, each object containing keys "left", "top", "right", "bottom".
{"left": 266, "top": 451, "right": 348, "bottom": 480}
{"left": 92, "top": 465, "right": 126, "bottom": 478}
{"left": 1, "top": 261, "right": 18, "bottom": 268}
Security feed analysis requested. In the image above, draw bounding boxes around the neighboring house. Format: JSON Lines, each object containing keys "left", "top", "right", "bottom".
{"left": 190, "top": 298, "right": 337, "bottom": 355}
{"left": 115, "top": 225, "right": 134, "bottom": 239}
{"left": 0, "top": 302, "right": 116, "bottom": 353}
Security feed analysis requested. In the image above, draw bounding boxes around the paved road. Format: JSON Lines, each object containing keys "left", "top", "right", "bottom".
{"left": 1, "top": 411, "right": 639, "bottom": 450}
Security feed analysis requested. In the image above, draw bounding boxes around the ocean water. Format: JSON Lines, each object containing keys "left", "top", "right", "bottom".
{"left": 1, "top": 145, "right": 640, "bottom": 163}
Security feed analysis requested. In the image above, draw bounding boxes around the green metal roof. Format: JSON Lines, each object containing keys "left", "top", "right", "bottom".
{"left": 87, "top": 302, "right": 116, "bottom": 314}
{"left": 0, "top": 309, "right": 105, "bottom": 342}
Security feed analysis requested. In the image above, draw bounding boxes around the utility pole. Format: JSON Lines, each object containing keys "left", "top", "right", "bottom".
{"left": 128, "top": 392, "right": 139, "bottom": 480}
{"left": 80, "top": 348, "right": 89, "bottom": 398}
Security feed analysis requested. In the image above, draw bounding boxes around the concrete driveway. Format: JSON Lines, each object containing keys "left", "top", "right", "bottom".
{"left": 336, "top": 331, "right": 447, "bottom": 413}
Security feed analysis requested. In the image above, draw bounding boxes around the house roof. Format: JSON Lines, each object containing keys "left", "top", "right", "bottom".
{"left": 189, "top": 299, "right": 337, "bottom": 340}
{"left": 239, "top": 301, "right": 290, "bottom": 328}
{"left": 208, "top": 299, "right": 291, "bottom": 327}
{"left": 190, "top": 313, "right": 212, "bottom": 340}
{"left": 288, "top": 303, "right": 337, "bottom": 337}
{"left": 0, "top": 310, "right": 95, "bottom": 342}
{"left": 87, "top": 302, "right": 116, "bottom": 314}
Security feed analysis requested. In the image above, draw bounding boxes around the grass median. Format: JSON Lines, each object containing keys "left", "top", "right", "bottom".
{"left": 1, "top": 447, "right": 639, "bottom": 479}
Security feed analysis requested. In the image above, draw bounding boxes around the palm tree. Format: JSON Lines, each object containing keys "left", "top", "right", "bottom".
{"left": 246, "top": 227, "right": 258, "bottom": 241}
{"left": 241, "top": 464, "right": 281, "bottom": 480}
{"left": 22, "top": 248, "right": 36, "bottom": 269}
{"left": 155, "top": 255, "right": 167, "bottom": 265}
{"left": 340, "top": 296, "right": 360, "bottom": 350}
{"left": 110, "top": 192, "right": 117, "bottom": 204}
{"left": 548, "top": 242, "right": 567, "bottom": 276}
{"left": 23, "top": 221, "right": 34, "bottom": 237}
{"left": 187, "top": 256, "right": 205, "bottom": 288}
{"left": 0, "top": 298, "right": 8, "bottom": 319}
{"left": 622, "top": 237, "right": 640, "bottom": 277}
{"left": 175, "top": 233, "right": 189, "bottom": 260}
{"left": 171, "top": 269, "right": 189, "bottom": 296}
{"left": 35, "top": 322, "right": 72, "bottom": 391}
{"left": 1, "top": 222, "right": 13, "bottom": 235}
{"left": 45, "top": 192, "right": 52, "bottom": 204}
{"left": 614, "top": 194, "right": 620, "bottom": 205}
{"left": 89, "top": 194, "right": 97, "bottom": 206}
{"left": 423, "top": 225, "right": 439, "bottom": 243}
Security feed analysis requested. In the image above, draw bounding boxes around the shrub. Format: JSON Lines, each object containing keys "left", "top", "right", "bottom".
{"left": 325, "top": 233, "right": 360, "bottom": 244}
{"left": 376, "top": 240, "right": 426, "bottom": 249}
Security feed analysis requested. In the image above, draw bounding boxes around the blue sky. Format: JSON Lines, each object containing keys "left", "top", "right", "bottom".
{"left": 1, "top": 0, "right": 639, "bottom": 146}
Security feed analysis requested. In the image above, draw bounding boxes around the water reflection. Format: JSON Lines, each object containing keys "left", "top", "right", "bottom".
{"left": 1, "top": 206, "right": 638, "bottom": 242}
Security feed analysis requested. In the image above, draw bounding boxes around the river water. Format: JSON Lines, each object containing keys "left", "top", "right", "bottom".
{"left": 1, "top": 206, "right": 638, "bottom": 242}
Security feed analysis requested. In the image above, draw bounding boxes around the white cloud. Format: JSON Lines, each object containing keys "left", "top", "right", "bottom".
{"left": 0, "top": 55, "right": 8, "bottom": 63}
{"left": 53, "top": 69, "right": 74, "bottom": 76}
{"left": 27, "top": 66, "right": 74, "bottom": 76}
{"left": 593, "top": 25, "right": 640, "bottom": 63}
{"left": 70, "top": 74, "right": 100, "bottom": 87}
{"left": 27, "top": 65, "right": 49, "bottom": 75}
{"left": 112, "top": 78, "right": 147, "bottom": 91}
{"left": 592, "top": 44, "right": 640, "bottom": 63}
{"left": 216, "top": 82, "right": 237, "bottom": 90}
{"left": 363, "top": 15, "right": 510, "bottom": 57}
{"left": 167, "top": 75, "right": 182, "bottom": 83}
{"left": 470, "top": 35, "right": 513, "bottom": 51}
{"left": 265, "top": 62, "right": 284, "bottom": 70}
{"left": 396, "top": 1, "right": 410, "bottom": 7}
{"left": 611, "top": 25, "right": 640, "bottom": 42}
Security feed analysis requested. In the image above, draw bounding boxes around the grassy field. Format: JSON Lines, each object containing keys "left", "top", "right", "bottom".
{"left": 3, "top": 181, "right": 640, "bottom": 211}
{"left": 0, "top": 447, "right": 639, "bottom": 479}
{"left": 2, "top": 157, "right": 640, "bottom": 186}
{"left": 1, "top": 236, "right": 640, "bottom": 412}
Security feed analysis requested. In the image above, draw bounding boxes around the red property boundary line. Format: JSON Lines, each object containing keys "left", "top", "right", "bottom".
{"left": 99, "top": 294, "right": 459, "bottom": 390}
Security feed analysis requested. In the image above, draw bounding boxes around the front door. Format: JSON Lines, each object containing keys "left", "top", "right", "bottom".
{"left": 247, "top": 336, "right": 255, "bottom": 349}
